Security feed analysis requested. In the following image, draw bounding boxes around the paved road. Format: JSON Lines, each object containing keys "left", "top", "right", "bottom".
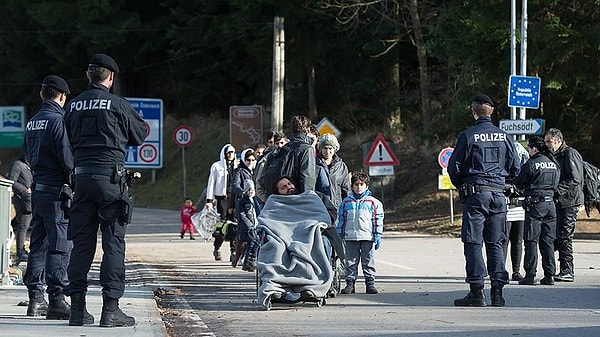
{"left": 2, "top": 207, "right": 599, "bottom": 337}
{"left": 128, "top": 208, "right": 600, "bottom": 337}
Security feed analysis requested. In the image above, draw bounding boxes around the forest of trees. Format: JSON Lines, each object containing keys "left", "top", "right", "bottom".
{"left": 1, "top": 0, "right": 599, "bottom": 162}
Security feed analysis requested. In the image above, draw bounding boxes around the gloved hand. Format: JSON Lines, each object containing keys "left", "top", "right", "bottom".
{"left": 374, "top": 233, "right": 382, "bottom": 250}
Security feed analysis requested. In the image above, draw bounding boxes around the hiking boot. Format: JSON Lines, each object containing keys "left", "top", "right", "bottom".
{"left": 365, "top": 278, "right": 379, "bottom": 294}
{"left": 518, "top": 277, "right": 535, "bottom": 285}
{"left": 26, "top": 298, "right": 48, "bottom": 317}
{"left": 511, "top": 272, "right": 523, "bottom": 281}
{"left": 340, "top": 281, "right": 355, "bottom": 294}
{"left": 554, "top": 273, "right": 574, "bottom": 282}
{"left": 69, "top": 292, "right": 95, "bottom": 326}
{"left": 46, "top": 295, "right": 71, "bottom": 320}
{"left": 213, "top": 250, "right": 222, "bottom": 261}
{"left": 100, "top": 297, "right": 135, "bottom": 328}
{"left": 540, "top": 276, "right": 555, "bottom": 285}
{"left": 491, "top": 286, "right": 505, "bottom": 307}
{"left": 454, "top": 287, "right": 486, "bottom": 307}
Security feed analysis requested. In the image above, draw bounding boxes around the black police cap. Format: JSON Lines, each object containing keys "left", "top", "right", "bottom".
{"left": 471, "top": 94, "right": 495, "bottom": 107}
{"left": 41, "top": 75, "right": 70, "bottom": 94}
{"left": 528, "top": 136, "right": 545, "bottom": 149}
{"left": 88, "top": 53, "right": 119, "bottom": 73}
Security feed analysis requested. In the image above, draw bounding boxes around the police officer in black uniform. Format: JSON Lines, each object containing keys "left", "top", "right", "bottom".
{"left": 448, "top": 94, "right": 520, "bottom": 307}
{"left": 543, "top": 128, "right": 584, "bottom": 282}
{"left": 63, "top": 53, "right": 147, "bottom": 327}
{"left": 512, "top": 137, "right": 560, "bottom": 286}
{"left": 22, "top": 75, "right": 74, "bottom": 319}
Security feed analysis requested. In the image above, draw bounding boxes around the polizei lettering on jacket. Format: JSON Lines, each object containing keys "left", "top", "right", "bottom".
{"left": 534, "top": 162, "right": 558, "bottom": 170}
{"left": 26, "top": 119, "right": 48, "bottom": 131}
{"left": 70, "top": 99, "right": 112, "bottom": 112}
{"left": 473, "top": 133, "right": 506, "bottom": 142}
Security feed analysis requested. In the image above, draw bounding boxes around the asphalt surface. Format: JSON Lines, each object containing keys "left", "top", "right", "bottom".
{"left": 1, "top": 207, "right": 599, "bottom": 337}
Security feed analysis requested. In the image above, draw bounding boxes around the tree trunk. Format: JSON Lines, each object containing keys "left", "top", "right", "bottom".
{"left": 409, "top": 0, "right": 431, "bottom": 134}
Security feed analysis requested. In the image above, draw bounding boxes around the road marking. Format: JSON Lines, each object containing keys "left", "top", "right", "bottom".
{"left": 378, "top": 259, "right": 416, "bottom": 270}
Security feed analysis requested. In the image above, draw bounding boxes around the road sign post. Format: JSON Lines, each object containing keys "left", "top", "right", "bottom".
{"left": 174, "top": 126, "right": 193, "bottom": 199}
{"left": 437, "top": 147, "right": 456, "bottom": 224}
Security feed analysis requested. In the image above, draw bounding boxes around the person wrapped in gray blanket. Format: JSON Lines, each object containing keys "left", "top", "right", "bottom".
{"left": 257, "top": 176, "right": 344, "bottom": 307}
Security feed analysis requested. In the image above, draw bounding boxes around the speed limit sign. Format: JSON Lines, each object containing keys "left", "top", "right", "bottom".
{"left": 173, "top": 126, "right": 193, "bottom": 147}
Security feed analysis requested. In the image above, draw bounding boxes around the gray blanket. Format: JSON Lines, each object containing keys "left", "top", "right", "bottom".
{"left": 257, "top": 191, "right": 333, "bottom": 307}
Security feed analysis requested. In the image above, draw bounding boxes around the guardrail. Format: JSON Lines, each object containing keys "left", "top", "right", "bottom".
{"left": 0, "top": 178, "right": 14, "bottom": 285}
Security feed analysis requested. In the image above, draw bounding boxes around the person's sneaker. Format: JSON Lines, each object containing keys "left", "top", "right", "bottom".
{"left": 213, "top": 250, "right": 222, "bottom": 261}
{"left": 46, "top": 297, "right": 71, "bottom": 320}
{"left": 241, "top": 264, "right": 255, "bottom": 272}
{"left": 554, "top": 273, "right": 574, "bottom": 282}
{"left": 511, "top": 272, "right": 523, "bottom": 281}
{"left": 300, "top": 290, "right": 318, "bottom": 300}
{"left": 26, "top": 298, "right": 48, "bottom": 317}
{"left": 540, "top": 276, "right": 555, "bottom": 285}
{"left": 180, "top": 233, "right": 184, "bottom": 239}
{"left": 518, "top": 277, "right": 535, "bottom": 285}
{"left": 190, "top": 237, "right": 195, "bottom": 240}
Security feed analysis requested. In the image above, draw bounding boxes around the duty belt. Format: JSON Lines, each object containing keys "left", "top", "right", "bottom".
{"left": 460, "top": 184, "right": 504, "bottom": 197}
{"left": 74, "top": 166, "right": 113, "bottom": 176}
{"left": 525, "top": 195, "right": 554, "bottom": 203}
{"left": 34, "top": 183, "right": 61, "bottom": 195}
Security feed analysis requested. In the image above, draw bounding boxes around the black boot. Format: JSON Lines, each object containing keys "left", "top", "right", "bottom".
{"left": 26, "top": 297, "right": 48, "bottom": 317}
{"left": 365, "top": 278, "right": 379, "bottom": 294}
{"left": 100, "top": 296, "right": 135, "bottom": 328}
{"left": 340, "top": 280, "right": 355, "bottom": 294}
{"left": 69, "top": 292, "right": 95, "bottom": 326}
{"left": 491, "top": 285, "right": 505, "bottom": 307}
{"left": 46, "top": 294, "right": 71, "bottom": 320}
{"left": 454, "top": 285, "right": 486, "bottom": 307}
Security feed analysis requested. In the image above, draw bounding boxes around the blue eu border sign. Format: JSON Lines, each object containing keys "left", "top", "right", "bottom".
{"left": 508, "top": 75, "right": 541, "bottom": 109}
{"left": 124, "top": 98, "right": 163, "bottom": 169}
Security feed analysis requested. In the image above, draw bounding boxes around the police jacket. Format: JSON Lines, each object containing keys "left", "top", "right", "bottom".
{"left": 512, "top": 152, "right": 560, "bottom": 198}
{"left": 448, "top": 116, "right": 520, "bottom": 190}
{"left": 64, "top": 82, "right": 147, "bottom": 167}
{"left": 553, "top": 143, "right": 584, "bottom": 208}
{"left": 316, "top": 154, "right": 350, "bottom": 209}
{"left": 24, "top": 100, "right": 74, "bottom": 186}
{"left": 286, "top": 132, "right": 317, "bottom": 194}
{"left": 6, "top": 159, "right": 32, "bottom": 197}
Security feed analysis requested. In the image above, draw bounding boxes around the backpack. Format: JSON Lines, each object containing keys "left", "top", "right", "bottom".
{"left": 582, "top": 161, "right": 600, "bottom": 217}
{"left": 257, "top": 144, "right": 296, "bottom": 200}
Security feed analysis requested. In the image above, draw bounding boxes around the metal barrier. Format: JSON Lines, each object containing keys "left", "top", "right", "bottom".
{"left": 0, "top": 177, "right": 14, "bottom": 285}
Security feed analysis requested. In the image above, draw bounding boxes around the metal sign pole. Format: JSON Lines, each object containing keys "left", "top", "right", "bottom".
{"left": 182, "top": 146, "right": 187, "bottom": 198}
{"left": 449, "top": 189, "right": 454, "bottom": 224}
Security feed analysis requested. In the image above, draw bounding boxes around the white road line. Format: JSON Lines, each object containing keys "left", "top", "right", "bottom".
{"left": 378, "top": 259, "right": 416, "bottom": 270}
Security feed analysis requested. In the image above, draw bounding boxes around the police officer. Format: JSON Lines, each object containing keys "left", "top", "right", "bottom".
{"left": 448, "top": 94, "right": 520, "bottom": 307}
{"left": 63, "top": 53, "right": 147, "bottom": 327}
{"left": 543, "top": 128, "right": 584, "bottom": 282}
{"left": 22, "top": 75, "right": 74, "bottom": 319}
{"left": 512, "top": 136, "right": 560, "bottom": 285}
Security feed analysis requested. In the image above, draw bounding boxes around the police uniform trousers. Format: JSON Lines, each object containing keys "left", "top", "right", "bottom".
{"left": 555, "top": 206, "right": 578, "bottom": 275}
{"left": 64, "top": 173, "right": 126, "bottom": 300}
{"left": 461, "top": 191, "right": 509, "bottom": 287}
{"left": 523, "top": 200, "right": 556, "bottom": 278}
{"left": 24, "top": 190, "right": 72, "bottom": 299}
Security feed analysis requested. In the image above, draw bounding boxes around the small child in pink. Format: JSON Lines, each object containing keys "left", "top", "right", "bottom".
{"left": 180, "top": 198, "right": 197, "bottom": 240}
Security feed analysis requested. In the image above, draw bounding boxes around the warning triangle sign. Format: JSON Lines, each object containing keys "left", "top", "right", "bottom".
{"left": 363, "top": 133, "right": 399, "bottom": 167}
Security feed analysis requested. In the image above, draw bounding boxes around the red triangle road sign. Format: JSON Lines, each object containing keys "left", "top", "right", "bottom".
{"left": 363, "top": 133, "right": 399, "bottom": 166}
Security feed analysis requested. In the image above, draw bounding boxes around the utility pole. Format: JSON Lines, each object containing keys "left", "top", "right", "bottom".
{"left": 271, "top": 16, "right": 285, "bottom": 133}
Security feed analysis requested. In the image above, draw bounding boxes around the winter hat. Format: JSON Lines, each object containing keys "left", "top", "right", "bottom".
{"left": 318, "top": 133, "right": 340, "bottom": 152}
{"left": 243, "top": 179, "right": 255, "bottom": 192}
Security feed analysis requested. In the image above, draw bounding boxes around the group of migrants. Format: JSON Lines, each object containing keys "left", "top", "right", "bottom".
{"left": 190, "top": 115, "right": 385, "bottom": 297}
{"left": 7, "top": 53, "right": 147, "bottom": 327}
{"left": 449, "top": 93, "right": 587, "bottom": 307}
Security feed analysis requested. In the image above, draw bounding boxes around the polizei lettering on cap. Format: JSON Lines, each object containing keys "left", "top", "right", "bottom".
{"left": 70, "top": 99, "right": 112, "bottom": 112}
{"left": 473, "top": 133, "right": 506, "bottom": 142}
